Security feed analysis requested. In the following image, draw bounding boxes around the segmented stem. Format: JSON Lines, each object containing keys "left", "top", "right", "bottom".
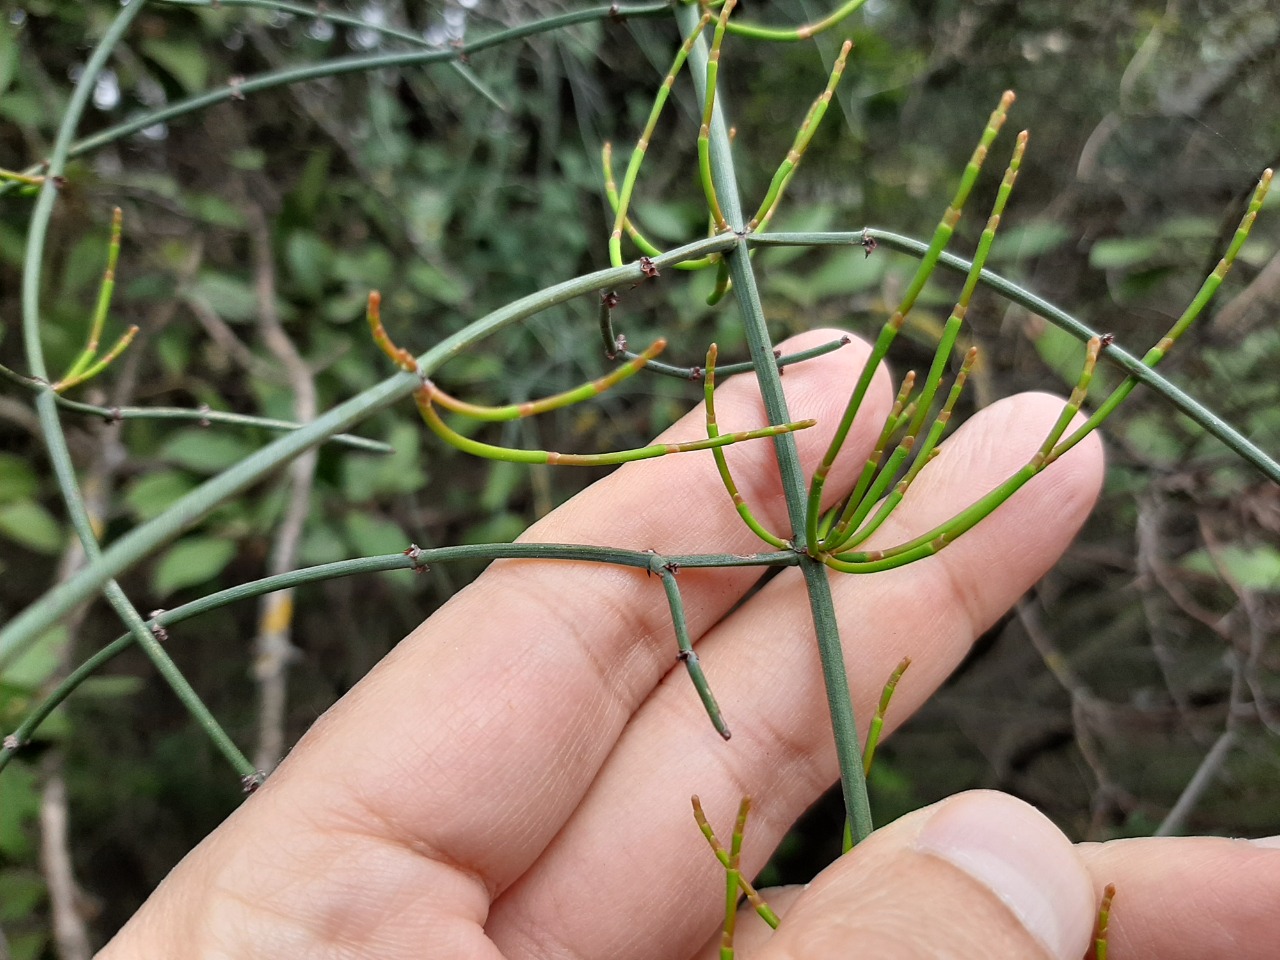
{"left": 748, "top": 40, "right": 853, "bottom": 232}
{"left": 705, "top": 344, "right": 791, "bottom": 548}
{"left": 602, "top": 142, "right": 717, "bottom": 270}
{"left": 657, "top": 562, "right": 730, "bottom": 739}
{"left": 54, "top": 207, "right": 139, "bottom": 392}
{"left": 722, "top": 0, "right": 871, "bottom": 41}
{"left": 1053, "top": 168, "right": 1273, "bottom": 461}
{"left": 805, "top": 91, "right": 1015, "bottom": 549}
{"left": 692, "top": 796, "right": 780, "bottom": 933}
{"left": 609, "top": 15, "right": 712, "bottom": 267}
{"left": 697, "top": 0, "right": 736, "bottom": 233}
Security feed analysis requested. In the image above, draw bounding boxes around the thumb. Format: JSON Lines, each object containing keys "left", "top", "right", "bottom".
{"left": 755, "top": 791, "right": 1096, "bottom": 960}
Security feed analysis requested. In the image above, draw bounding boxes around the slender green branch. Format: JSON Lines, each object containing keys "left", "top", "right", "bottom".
{"left": 722, "top": 0, "right": 871, "bottom": 41}
{"left": 0, "top": 232, "right": 737, "bottom": 665}
{"left": 805, "top": 92, "right": 1015, "bottom": 550}
{"left": 0, "top": 3, "right": 674, "bottom": 197}
{"left": 677, "top": 2, "right": 874, "bottom": 844}
{"left": 750, "top": 228, "right": 1280, "bottom": 484}
{"left": 705, "top": 344, "right": 791, "bottom": 549}
{"left": 654, "top": 559, "right": 731, "bottom": 739}
{"left": 748, "top": 39, "right": 853, "bottom": 232}
{"left": 610, "top": 15, "right": 712, "bottom": 267}
{"left": 691, "top": 796, "right": 780, "bottom": 930}
{"left": 2, "top": 544, "right": 795, "bottom": 770}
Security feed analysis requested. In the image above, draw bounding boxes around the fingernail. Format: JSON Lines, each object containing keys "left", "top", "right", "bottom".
{"left": 1250, "top": 835, "right": 1280, "bottom": 849}
{"left": 914, "top": 792, "right": 1091, "bottom": 960}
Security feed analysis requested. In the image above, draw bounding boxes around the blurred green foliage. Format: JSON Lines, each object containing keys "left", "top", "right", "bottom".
{"left": 1, "top": 0, "right": 1278, "bottom": 952}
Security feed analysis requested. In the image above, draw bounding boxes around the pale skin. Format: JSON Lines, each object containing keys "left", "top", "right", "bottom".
{"left": 99, "top": 329, "right": 1279, "bottom": 959}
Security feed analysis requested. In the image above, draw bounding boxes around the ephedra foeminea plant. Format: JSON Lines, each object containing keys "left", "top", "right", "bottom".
{"left": 0, "top": 0, "right": 1277, "bottom": 953}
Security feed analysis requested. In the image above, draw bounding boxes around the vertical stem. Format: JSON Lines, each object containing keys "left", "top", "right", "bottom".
{"left": 675, "top": 4, "right": 873, "bottom": 842}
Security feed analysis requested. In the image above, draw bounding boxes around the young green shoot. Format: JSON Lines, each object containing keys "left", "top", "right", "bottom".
{"left": 1053, "top": 167, "right": 1273, "bottom": 461}
{"left": 748, "top": 40, "right": 853, "bottom": 232}
{"left": 692, "top": 794, "right": 780, "bottom": 949}
{"left": 52, "top": 207, "right": 140, "bottom": 393}
{"left": 843, "top": 655, "right": 912, "bottom": 852}
{"left": 371, "top": 291, "right": 815, "bottom": 467}
{"left": 1085, "top": 884, "right": 1117, "bottom": 960}
{"left": 705, "top": 344, "right": 791, "bottom": 549}
{"left": 697, "top": 0, "right": 737, "bottom": 234}
{"left": 602, "top": 142, "right": 718, "bottom": 271}
{"left": 656, "top": 562, "right": 731, "bottom": 739}
{"left": 609, "top": 14, "right": 713, "bottom": 268}
{"left": 805, "top": 91, "right": 1015, "bottom": 549}
{"left": 720, "top": 0, "right": 872, "bottom": 42}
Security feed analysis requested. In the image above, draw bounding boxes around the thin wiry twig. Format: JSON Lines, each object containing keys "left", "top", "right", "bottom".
{"left": 247, "top": 204, "right": 318, "bottom": 773}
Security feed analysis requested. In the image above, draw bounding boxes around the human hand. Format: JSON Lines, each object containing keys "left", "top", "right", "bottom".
{"left": 98, "top": 329, "right": 1277, "bottom": 959}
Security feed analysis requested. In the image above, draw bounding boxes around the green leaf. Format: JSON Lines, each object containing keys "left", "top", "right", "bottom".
{"left": 286, "top": 230, "right": 335, "bottom": 300}
{"left": 340, "top": 421, "right": 428, "bottom": 499}
{"left": 139, "top": 38, "right": 209, "bottom": 95}
{"left": 1088, "top": 236, "right": 1162, "bottom": 271}
{"left": 989, "top": 220, "right": 1070, "bottom": 262}
{"left": 1181, "top": 544, "right": 1280, "bottom": 592}
{"left": 0, "top": 19, "right": 18, "bottom": 96}
{"left": 0, "top": 500, "right": 64, "bottom": 554}
{"left": 2, "top": 627, "right": 68, "bottom": 690}
{"left": 341, "top": 512, "right": 409, "bottom": 558}
{"left": 124, "top": 470, "right": 199, "bottom": 522}
{"left": 0, "top": 453, "right": 38, "bottom": 504}
{"left": 152, "top": 536, "right": 238, "bottom": 597}
{"left": 160, "top": 429, "right": 256, "bottom": 474}
{"left": 189, "top": 271, "right": 259, "bottom": 323}
{"left": 0, "top": 762, "right": 39, "bottom": 859}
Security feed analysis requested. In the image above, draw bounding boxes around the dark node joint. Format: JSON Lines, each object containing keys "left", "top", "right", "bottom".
{"left": 105, "top": 406, "right": 123, "bottom": 424}
{"left": 607, "top": 333, "right": 627, "bottom": 361}
{"left": 404, "top": 544, "right": 430, "bottom": 573}
{"left": 638, "top": 256, "right": 660, "bottom": 279}
{"left": 676, "top": 650, "right": 696, "bottom": 664}
{"left": 197, "top": 403, "right": 211, "bottom": 427}
{"left": 601, "top": 290, "right": 620, "bottom": 309}
{"left": 1099, "top": 332, "right": 1115, "bottom": 348}
{"left": 241, "top": 771, "right": 266, "bottom": 793}
{"left": 608, "top": 2, "right": 623, "bottom": 22}
{"left": 3, "top": 734, "right": 22, "bottom": 752}
{"left": 51, "top": 175, "right": 67, "bottom": 190}
{"left": 662, "top": 560, "right": 680, "bottom": 575}
{"left": 860, "top": 232, "right": 878, "bottom": 258}
{"left": 687, "top": 365, "right": 703, "bottom": 381}
{"left": 839, "top": 334, "right": 852, "bottom": 345}
{"left": 228, "top": 75, "right": 246, "bottom": 100}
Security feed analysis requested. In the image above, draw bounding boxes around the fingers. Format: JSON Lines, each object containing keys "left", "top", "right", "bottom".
{"left": 101, "top": 329, "right": 895, "bottom": 957}
{"left": 486, "top": 392, "right": 1105, "bottom": 958}
{"left": 1075, "top": 835, "right": 1280, "bottom": 960}
{"left": 733, "top": 791, "right": 1096, "bottom": 960}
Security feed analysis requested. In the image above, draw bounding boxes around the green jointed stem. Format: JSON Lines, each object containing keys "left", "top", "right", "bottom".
{"left": 1053, "top": 168, "right": 1273, "bottom": 462}
{"left": 433, "top": 340, "right": 667, "bottom": 421}
{"left": 824, "top": 331, "right": 1101, "bottom": 575}
{"left": 842, "top": 655, "right": 911, "bottom": 852}
{"left": 601, "top": 144, "right": 717, "bottom": 270}
{"left": 655, "top": 563, "right": 731, "bottom": 739}
{"left": 691, "top": 797, "right": 780, "bottom": 931}
{"left": 54, "top": 326, "right": 140, "bottom": 393}
{"left": 752, "top": 227, "right": 1280, "bottom": 484}
{"left": 724, "top": 0, "right": 870, "bottom": 41}
{"left": 2, "top": 544, "right": 796, "bottom": 771}
{"left": 16, "top": 0, "right": 257, "bottom": 783}
{"left": 417, "top": 385, "right": 815, "bottom": 466}
{"left": 1037, "top": 337, "right": 1102, "bottom": 465}
{"left": 601, "top": 336, "right": 851, "bottom": 381}
{"left": 677, "top": 0, "right": 874, "bottom": 843}
{"left": 59, "top": 207, "right": 123, "bottom": 386}
{"left": 805, "top": 91, "right": 1015, "bottom": 550}
{"left": 697, "top": 0, "right": 737, "bottom": 234}
{"left": 1090, "top": 884, "right": 1116, "bottom": 960}
{"left": 748, "top": 40, "right": 852, "bottom": 232}
{"left": 705, "top": 344, "right": 790, "bottom": 549}
{"left": 609, "top": 16, "right": 712, "bottom": 267}
{"left": 0, "top": 3, "right": 675, "bottom": 199}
